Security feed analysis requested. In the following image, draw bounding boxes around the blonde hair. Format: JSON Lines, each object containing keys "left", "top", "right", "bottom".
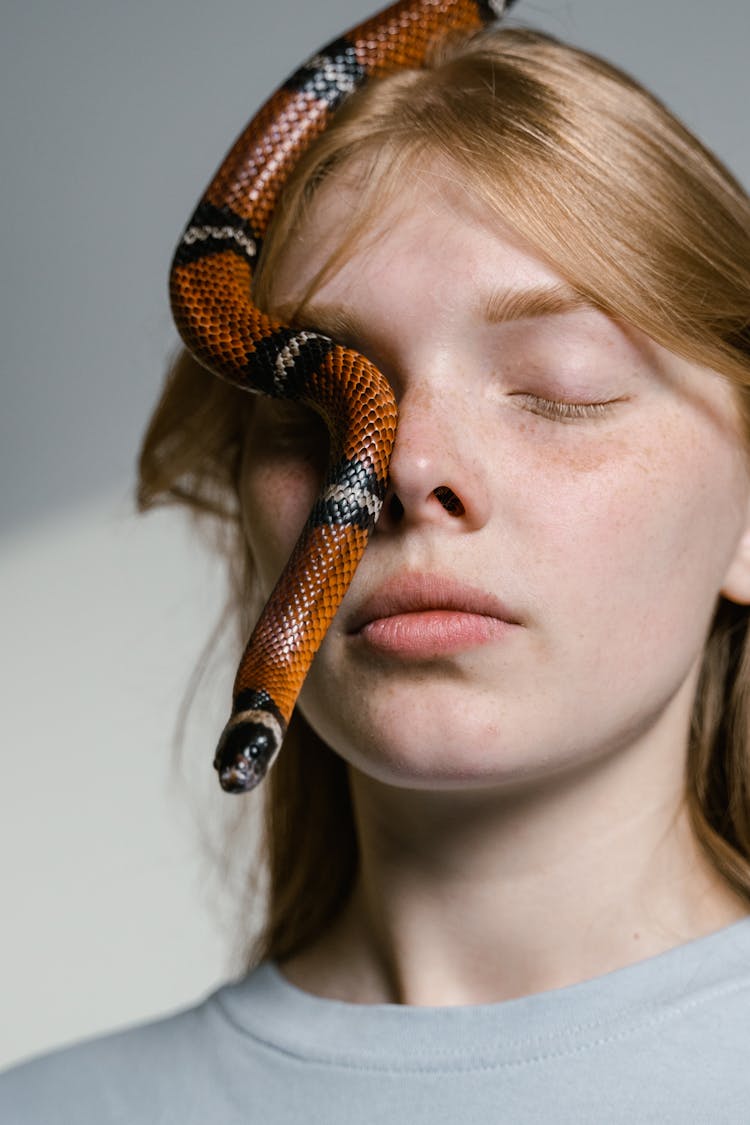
{"left": 139, "top": 25, "right": 750, "bottom": 969}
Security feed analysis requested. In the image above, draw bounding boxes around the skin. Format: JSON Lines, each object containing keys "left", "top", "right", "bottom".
{"left": 241, "top": 165, "right": 750, "bottom": 1006}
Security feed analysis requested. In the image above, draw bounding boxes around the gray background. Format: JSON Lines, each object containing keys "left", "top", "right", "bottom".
{"left": 1, "top": 0, "right": 748, "bottom": 1070}
{"left": 2, "top": 0, "right": 748, "bottom": 536}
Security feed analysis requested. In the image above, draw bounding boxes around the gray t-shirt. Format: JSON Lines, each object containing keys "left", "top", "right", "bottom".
{"left": 3, "top": 916, "right": 750, "bottom": 1123}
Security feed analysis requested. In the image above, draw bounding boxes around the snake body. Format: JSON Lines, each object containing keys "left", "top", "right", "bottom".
{"left": 169, "top": 0, "right": 513, "bottom": 793}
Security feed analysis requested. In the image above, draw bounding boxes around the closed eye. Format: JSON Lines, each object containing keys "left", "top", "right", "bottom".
{"left": 255, "top": 399, "right": 329, "bottom": 459}
{"left": 512, "top": 393, "right": 624, "bottom": 422}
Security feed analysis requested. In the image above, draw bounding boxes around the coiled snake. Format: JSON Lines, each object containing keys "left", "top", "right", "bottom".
{"left": 169, "top": 0, "right": 516, "bottom": 793}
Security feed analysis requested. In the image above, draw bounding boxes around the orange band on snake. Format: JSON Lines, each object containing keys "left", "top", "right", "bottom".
{"left": 169, "top": 0, "right": 515, "bottom": 793}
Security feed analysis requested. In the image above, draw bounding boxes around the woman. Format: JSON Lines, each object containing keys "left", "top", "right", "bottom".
{"left": 3, "top": 6, "right": 750, "bottom": 1122}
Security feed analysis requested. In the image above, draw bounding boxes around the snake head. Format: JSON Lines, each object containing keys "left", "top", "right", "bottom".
{"left": 213, "top": 711, "right": 285, "bottom": 793}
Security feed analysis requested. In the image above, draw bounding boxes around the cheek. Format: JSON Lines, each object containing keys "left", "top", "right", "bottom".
{"left": 241, "top": 461, "right": 320, "bottom": 595}
{"left": 522, "top": 418, "right": 747, "bottom": 661}
{"left": 240, "top": 397, "right": 331, "bottom": 594}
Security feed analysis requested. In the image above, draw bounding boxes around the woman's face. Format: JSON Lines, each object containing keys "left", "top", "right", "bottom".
{"left": 241, "top": 167, "right": 750, "bottom": 792}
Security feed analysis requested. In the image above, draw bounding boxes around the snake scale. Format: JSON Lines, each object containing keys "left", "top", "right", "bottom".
{"left": 169, "top": 0, "right": 516, "bottom": 793}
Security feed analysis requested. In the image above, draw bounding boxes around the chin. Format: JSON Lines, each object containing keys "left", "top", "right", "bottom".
{"left": 301, "top": 701, "right": 557, "bottom": 793}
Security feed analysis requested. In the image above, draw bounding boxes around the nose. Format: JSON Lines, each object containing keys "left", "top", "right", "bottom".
{"left": 375, "top": 383, "right": 491, "bottom": 533}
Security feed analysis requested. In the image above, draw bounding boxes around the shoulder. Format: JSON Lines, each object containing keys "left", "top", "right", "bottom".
{"left": 0, "top": 969, "right": 269, "bottom": 1125}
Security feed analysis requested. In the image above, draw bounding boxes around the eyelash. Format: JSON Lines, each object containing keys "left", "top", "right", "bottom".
{"left": 515, "top": 394, "right": 615, "bottom": 422}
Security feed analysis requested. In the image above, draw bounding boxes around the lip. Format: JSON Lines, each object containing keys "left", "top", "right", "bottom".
{"left": 348, "top": 572, "right": 523, "bottom": 656}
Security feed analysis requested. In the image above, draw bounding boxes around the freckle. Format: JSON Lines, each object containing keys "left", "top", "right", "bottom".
{"left": 633, "top": 932, "right": 640, "bottom": 941}
{"left": 542, "top": 442, "right": 619, "bottom": 474}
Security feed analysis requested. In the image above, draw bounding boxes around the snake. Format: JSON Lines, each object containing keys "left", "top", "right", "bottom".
{"left": 169, "top": 0, "right": 516, "bottom": 793}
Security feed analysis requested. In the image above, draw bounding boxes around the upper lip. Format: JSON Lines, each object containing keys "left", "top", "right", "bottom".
{"left": 348, "top": 572, "right": 522, "bottom": 633}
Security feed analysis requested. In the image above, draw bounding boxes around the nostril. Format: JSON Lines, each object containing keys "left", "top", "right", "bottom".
{"left": 388, "top": 493, "right": 405, "bottom": 522}
{"left": 433, "top": 485, "right": 465, "bottom": 516}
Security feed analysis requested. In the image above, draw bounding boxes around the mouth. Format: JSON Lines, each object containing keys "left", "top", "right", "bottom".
{"left": 348, "top": 572, "right": 522, "bottom": 658}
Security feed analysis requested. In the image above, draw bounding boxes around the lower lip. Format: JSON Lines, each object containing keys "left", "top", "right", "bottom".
{"left": 355, "top": 611, "right": 517, "bottom": 657}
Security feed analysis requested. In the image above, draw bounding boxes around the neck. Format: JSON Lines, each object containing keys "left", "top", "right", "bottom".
{"left": 278, "top": 717, "right": 749, "bottom": 1006}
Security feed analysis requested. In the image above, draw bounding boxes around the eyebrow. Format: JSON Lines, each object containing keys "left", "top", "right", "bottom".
{"left": 481, "top": 282, "right": 595, "bottom": 324}
{"left": 276, "top": 302, "right": 367, "bottom": 345}
{"left": 277, "top": 281, "right": 596, "bottom": 342}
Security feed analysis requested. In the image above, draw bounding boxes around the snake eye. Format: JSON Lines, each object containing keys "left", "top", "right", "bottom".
{"left": 242, "top": 734, "right": 271, "bottom": 762}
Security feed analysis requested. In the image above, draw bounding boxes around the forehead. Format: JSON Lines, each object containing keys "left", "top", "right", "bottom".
{"left": 268, "top": 160, "right": 565, "bottom": 312}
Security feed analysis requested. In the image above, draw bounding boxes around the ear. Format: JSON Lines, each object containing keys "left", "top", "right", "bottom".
{"left": 721, "top": 498, "right": 750, "bottom": 606}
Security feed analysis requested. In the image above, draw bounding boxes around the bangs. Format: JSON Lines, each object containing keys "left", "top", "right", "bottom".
{"left": 253, "top": 25, "right": 750, "bottom": 425}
